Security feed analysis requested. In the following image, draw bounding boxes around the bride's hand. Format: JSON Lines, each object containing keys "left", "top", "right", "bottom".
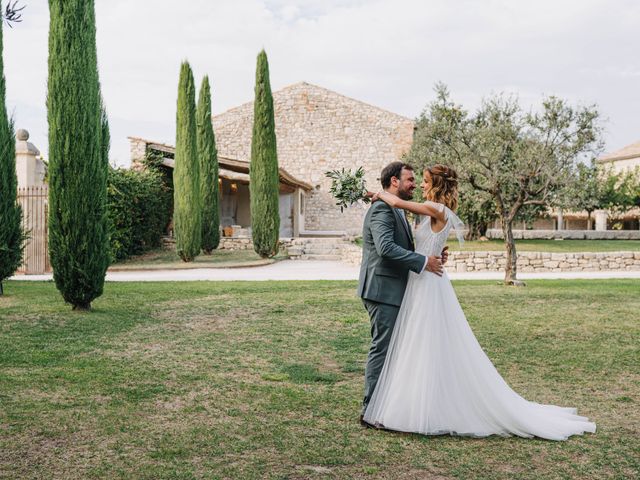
{"left": 366, "top": 191, "right": 381, "bottom": 202}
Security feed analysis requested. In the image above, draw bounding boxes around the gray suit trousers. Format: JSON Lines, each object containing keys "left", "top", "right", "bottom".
{"left": 362, "top": 298, "right": 400, "bottom": 415}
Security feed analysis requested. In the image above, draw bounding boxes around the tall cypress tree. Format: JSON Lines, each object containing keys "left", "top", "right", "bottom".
{"left": 174, "top": 61, "right": 201, "bottom": 262}
{"left": 197, "top": 75, "right": 220, "bottom": 254}
{"left": 47, "top": 0, "right": 109, "bottom": 310}
{"left": 250, "top": 50, "right": 280, "bottom": 258}
{"left": 0, "top": 11, "right": 25, "bottom": 295}
{"left": 100, "top": 101, "right": 110, "bottom": 172}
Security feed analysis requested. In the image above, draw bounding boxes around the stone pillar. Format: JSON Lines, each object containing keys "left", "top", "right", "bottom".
{"left": 594, "top": 209, "right": 608, "bottom": 231}
{"left": 15, "top": 129, "right": 44, "bottom": 188}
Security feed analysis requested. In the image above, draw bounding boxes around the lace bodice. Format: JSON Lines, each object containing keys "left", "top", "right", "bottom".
{"left": 415, "top": 215, "right": 452, "bottom": 257}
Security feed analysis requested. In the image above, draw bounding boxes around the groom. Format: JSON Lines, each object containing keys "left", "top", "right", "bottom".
{"left": 357, "top": 161, "right": 448, "bottom": 426}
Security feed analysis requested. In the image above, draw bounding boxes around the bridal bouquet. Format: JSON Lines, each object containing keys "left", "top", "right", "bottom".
{"left": 325, "top": 167, "right": 371, "bottom": 212}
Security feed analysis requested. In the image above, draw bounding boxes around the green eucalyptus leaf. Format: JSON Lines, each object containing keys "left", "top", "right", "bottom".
{"left": 325, "top": 167, "right": 369, "bottom": 211}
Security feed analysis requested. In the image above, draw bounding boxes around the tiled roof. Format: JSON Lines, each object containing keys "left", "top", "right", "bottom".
{"left": 128, "top": 137, "right": 312, "bottom": 191}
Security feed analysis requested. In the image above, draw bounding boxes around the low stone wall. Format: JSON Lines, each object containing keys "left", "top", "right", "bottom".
{"left": 167, "top": 235, "right": 640, "bottom": 272}
{"left": 218, "top": 236, "right": 253, "bottom": 251}
{"left": 338, "top": 245, "right": 640, "bottom": 272}
{"left": 218, "top": 237, "right": 297, "bottom": 252}
{"left": 164, "top": 236, "right": 296, "bottom": 252}
{"left": 486, "top": 229, "right": 640, "bottom": 240}
{"left": 165, "top": 236, "right": 252, "bottom": 251}
{"left": 447, "top": 251, "right": 640, "bottom": 272}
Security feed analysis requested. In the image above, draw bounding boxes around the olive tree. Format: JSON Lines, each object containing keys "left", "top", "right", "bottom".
{"left": 409, "top": 84, "right": 602, "bottom": 284}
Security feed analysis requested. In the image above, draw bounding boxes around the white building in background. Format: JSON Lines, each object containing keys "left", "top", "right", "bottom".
{"left": 598, "top": 140, "right": 640, "bottom": 173}
{"left": 489, "top": 139, "right": 640, "bottom": 236}
{"left": 595, "top": 140, "right": 640, "bottom": 230}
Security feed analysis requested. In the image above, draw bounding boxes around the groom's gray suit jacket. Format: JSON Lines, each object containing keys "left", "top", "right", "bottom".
{"left": 357, "top": 201, "right": 426, "bottom": 306}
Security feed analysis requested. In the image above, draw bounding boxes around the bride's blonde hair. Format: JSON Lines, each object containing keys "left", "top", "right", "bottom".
{"left": 424, "top": 164, "right": 459, "bottom": 211}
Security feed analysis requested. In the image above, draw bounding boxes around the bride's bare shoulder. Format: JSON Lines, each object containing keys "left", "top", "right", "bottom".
{"left": 422, "top": 200, "right": 445, "bottom": 211}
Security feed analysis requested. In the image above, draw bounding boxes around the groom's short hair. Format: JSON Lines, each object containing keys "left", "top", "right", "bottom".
{"left": 380, "top": 162, "right": 414, "bottom": 188}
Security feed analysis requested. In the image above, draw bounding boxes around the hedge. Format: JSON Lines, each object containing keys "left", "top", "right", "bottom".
{"left": 107, "top": 167, "right": 172, "bottom": 261}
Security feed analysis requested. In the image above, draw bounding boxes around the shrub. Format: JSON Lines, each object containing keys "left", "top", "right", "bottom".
{"left": 107, "top": 168, "right": 170, "bottom": 261}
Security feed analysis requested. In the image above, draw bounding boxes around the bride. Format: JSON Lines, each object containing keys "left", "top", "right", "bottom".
{"left": 362, "top": 164, "right": 596, "bottom": 441}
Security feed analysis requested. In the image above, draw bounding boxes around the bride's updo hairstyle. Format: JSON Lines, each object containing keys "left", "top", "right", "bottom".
{"left": 424, "top": 164, "right": 459, "bottom": 211}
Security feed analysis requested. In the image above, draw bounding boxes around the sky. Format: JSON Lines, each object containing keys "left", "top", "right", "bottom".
{"left": 4, "top": 0, "right": 640, "bottom": 166}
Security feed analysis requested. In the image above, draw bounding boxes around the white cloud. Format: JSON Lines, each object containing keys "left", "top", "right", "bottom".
{"left": 3, "top": 0, "right": 639, "bottom": 165}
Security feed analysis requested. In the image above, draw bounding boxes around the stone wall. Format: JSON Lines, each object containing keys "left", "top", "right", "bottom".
{"left": 287, "top": 240, "right": 640, "bottom": 271}
{"left": 217, "top": 237, "right": 297, "bottom": 253}
{"left": 447, "top": 251, "right": 640, "bottom": 272}
{"left": 168, "top": 235, "right": 640, "bottom": 272}
{"left": 338, "top": 245, "right": 640, "bottom": 272}
{"left": 163, "top": 235, "right": 296, "bottom": 252}
{"left": 218, "top": 237, "right": 254, "bottom": 251}
{"left": 212, "top": 82, "right": 414, "bottom": 234}
{"left": 129, "top": 137, "right": 147, "bottom": 169}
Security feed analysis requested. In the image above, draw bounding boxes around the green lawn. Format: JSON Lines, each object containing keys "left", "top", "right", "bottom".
{"left": 110, "top": 248, "right": 284, "bottom": 270}
{"left": 0, "top": 280, "right": 638, "bottom": 479}
{"left": 445, "top": 239, "right": 640, "bottom": 252}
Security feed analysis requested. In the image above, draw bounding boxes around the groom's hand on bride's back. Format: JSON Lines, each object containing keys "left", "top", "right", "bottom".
{"left": 425, "top": 255, "right": 444, "bottom": 276}
{"left": 441, "top": 246, "right": 449, "bottom": 265}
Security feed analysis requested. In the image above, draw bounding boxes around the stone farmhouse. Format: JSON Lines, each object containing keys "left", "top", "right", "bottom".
{"left": 129, "top": 137, "right": 313, "bottom": 238}
{"left": 211, "top": 82, "right": 414, "bottom": 235}
{"left": 130, "top": 82, "right": 414, "bottom": 237}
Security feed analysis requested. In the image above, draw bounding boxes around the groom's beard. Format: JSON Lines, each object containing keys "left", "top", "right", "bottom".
{"left": 397, "top": 188, "right": 414, "bottom": 201}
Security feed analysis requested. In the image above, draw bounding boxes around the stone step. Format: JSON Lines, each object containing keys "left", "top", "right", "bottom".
{"left": 161, "top": 236, "right": 176, "bottom": 247}
{"left": 303, "top": 247, "right": 342, "bottom": 254}
{"left": 299, "top": 254, "right": 343, "bottom": 261}
{"left": 297, "top": 240, "right": 349, "bottom": 247}
{"left": 315, "top": 243, "right": 350, "bottom": 248}
{"left": 298, "top": 236, "right": 349, "bottom": 241}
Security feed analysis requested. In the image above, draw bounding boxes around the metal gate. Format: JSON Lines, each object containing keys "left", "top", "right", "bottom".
{"left": 16, "top": 185, "right": 50, "bottom": 274}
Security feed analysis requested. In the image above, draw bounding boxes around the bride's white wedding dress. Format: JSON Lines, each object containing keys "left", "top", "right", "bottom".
{"left": 363, "top": 206, "right": 596, "bottom": 441}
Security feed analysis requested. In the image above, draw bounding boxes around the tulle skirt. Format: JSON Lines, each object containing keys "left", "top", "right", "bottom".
{"left": 363, "top": 270, "right": 596, "bottom": 441}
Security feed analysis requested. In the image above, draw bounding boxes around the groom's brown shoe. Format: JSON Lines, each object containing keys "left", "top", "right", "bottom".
{"left": 360, "top": 415, "right": 391, "bottom": 431}
{"left": 359, "top": 414, "right": 376, "bottom": 429}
